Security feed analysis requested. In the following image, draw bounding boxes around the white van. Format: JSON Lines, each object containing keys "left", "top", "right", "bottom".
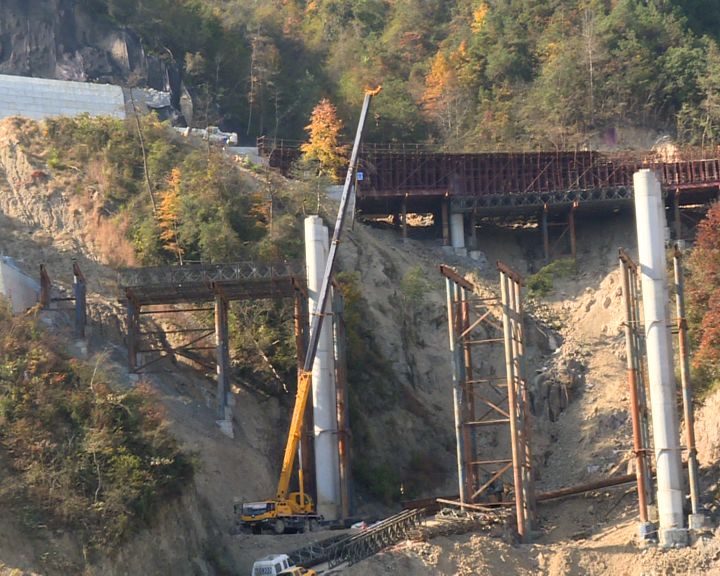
{"left": 251, "top": 554, "right": 294, "bottom": 576}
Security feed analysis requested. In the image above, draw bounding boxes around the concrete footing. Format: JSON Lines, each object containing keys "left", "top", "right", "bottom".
{"left": 688, "top": 513, "right": 712, "bottom": 532}
{"left": 637, "top": 521, "right": 657, "bottom": 545}
{"left": 216, "top": 419, "right": 235, "bottom": 439}
{"left": 659, "top": 527, "right": 689, "bottom": 548}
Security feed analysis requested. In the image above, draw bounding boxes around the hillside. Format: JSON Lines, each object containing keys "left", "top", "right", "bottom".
{"left": 3, "top": 1, "right": 720, "bottom": 148}
{"left": 2, "top": 114, "right": 720, "bottom": 576}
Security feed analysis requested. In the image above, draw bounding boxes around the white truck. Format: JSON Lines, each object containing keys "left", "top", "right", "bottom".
{"left": 251, "top": 554, "right": 316, "bottom": 576}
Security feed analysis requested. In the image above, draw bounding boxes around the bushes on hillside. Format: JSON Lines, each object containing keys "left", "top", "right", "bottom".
{"left": 0, "top": 305, "right": 193, "bottom": 546}
{"left": 687, "top": 201, "right": 720, "bottom": 395}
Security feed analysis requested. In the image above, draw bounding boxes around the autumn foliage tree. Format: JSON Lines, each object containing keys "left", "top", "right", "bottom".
{"left": 300, "top": 98, "right": 348, "bottom": 182}
{"left": 687, "top": 201, "right": 720, "bottom": 392}
{"left": 421, "top": 47, "right": 472, "bottom": 146}
{"left": 157, "top": 167, "right": 184, "bottom": 264}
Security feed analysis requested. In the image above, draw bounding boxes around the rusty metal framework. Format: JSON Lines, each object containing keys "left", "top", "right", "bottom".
{"left": 257, "top": 138, "right": 720, "bottom": 215}
{"left": 118, "top": 261, "right": 305, "bottom": 305}
{"left": 441, "top": 263, "right": 535, "bottom": 542}
{"left": 39, "top": 261, "right": 87, "bottom": 339}
{"left": 619, "top": 249, "right": 655, "bottom": 527}
{"left": 118, "top": 261, "right": 307, "bottom": 433}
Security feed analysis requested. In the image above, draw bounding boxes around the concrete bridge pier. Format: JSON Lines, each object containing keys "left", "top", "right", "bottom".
{"left": 450, "top": 212, "right": 466, "bottom": 255}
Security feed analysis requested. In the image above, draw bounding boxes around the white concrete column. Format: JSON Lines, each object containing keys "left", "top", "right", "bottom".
{"left": 450, "top": 213, "right": 465, "bottom": 249}
{"left": 633, "top": 169, "right": 687, "bottom": 547}
{"left": 304, "top": 216, "right": 340, "bottom": 521}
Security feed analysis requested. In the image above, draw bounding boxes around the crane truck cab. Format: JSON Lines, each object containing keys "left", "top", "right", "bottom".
{"left": 239, "top": 492, "right": 321, "bottom": 534}
{"left": 251, "top": 554, "right": 317, "bottom": 576}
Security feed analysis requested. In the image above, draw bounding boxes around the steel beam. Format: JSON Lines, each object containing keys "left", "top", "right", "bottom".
{"left": 673, "top": 246, "right": 705, "bottom": 529}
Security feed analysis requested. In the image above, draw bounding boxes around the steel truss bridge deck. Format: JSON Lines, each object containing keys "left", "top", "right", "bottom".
{"left": 287, "top": 508, "right": 426, "bottom": 570}
{"left": 118, "top": 261, "right": 306, "bottom": 305}
{"left": 257, "top": 138, "right": 720, "bottom": 214}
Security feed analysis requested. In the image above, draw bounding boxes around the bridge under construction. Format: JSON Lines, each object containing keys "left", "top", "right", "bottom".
{"left": 258, "top": 138, "right": 720, "bottom": 258}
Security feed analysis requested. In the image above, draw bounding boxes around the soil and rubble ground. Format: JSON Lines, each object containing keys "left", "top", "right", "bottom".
{"left": 1, "top": 117, "right": 720, "bottom": 575}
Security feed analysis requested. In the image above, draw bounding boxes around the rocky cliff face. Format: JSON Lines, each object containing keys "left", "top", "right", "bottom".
{"left": 0, "top": 0, "right": 180, "bottom": 97}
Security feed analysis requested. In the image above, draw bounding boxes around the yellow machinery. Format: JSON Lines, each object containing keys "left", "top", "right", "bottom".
{"left": 239, "top": 87, "right": 380, "bottom": 535}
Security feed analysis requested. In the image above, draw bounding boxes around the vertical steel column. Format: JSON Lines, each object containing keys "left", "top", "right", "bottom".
{"left": 629, "top": 260, "right": 655, "bottom": 505}
{"left": 459, "top": 286, "right": 475, "bottom": 500}
{"left": 445, "top": 276, "right": 468, "bottom": 504}
{"left": 401, "top": 196, "right": 408, "bottom": 243}
{"left": 568, "top": 204, "right": 577, "bottom": 261}
{"left": 39, "top": 264, "right": 51, "bottom": 308}
{"left": 619, "top": 250, "right": 651, "bottom": 529}
{"left": 542, "top": 207, "right": 550, "bottom": 262}
{"left": 214, "top": 294, "right": 230, "bottom": 422}
{"left": 511, "top": 275, "right": 535, "bottom": 526}
{"left": 333, "top": 290, "right": 351, "bottom": 520}
{"left": 73, "top": 262, "right": 86, "bottom": 339}
{"left": 500, "top": 270, "right": 527, "bottom": 542}
{"left": 673, "top": 246, "right": 704, "bottom": 529}
{"left": 442, "top": 198, "right": 450, "bottom": 246}
{"left": 673, "top": 190, "right": 682, "bottom": 241}
{"left": 127, "top": 298, "right": 139, "bottom": 372}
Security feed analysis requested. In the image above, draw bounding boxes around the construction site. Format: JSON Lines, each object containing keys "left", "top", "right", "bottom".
{"left": 1, "top": 76, "right": 720, "bottom": 576}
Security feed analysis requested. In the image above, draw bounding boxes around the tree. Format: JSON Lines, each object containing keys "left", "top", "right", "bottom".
{"left": 157, "top": 168, "right": 185, "bottom": 264}
{"left": 687, "top": 201, "right": 720, "bottom": 392}
{"left": 300, "top": 98, "right": 348, "bottom": 182}
{"left": 421, "top": 50, "right": 471, "bottom": 145}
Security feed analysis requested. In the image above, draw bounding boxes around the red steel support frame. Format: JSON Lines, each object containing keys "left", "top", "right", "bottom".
{"left": 441, "top": 263, "right": 534, "bottom": 542}
{"left": 619, "top": 248, "right": 656, "bottom": 536}
{"left": 672, "top": 246, "right": 702, "bottom": 521}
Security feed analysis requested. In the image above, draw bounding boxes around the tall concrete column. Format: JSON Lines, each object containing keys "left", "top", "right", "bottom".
{"left": 304, "top": 216, "right": 340, "bottom": 521}
{"left": 633, "top": 169, "right": 687, "bottom": 548}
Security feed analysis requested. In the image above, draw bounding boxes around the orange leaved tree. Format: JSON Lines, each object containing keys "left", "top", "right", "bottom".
{"left": 300, "top": 98, "right": 348, "bottom": 182}
{"left": 157, "top": 167, "right": 185, "bottom": 264}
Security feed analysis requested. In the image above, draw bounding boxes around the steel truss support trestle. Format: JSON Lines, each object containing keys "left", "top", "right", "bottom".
{"left": 441, "top": 263, "right": 535, "bottom": 542}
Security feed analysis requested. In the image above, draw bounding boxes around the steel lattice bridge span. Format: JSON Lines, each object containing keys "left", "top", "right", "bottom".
{"left": 258, "top": 138, "right": 720, "bottom": 257}
{"left": 118, "top": 261, "right": 308, "bottom": 437}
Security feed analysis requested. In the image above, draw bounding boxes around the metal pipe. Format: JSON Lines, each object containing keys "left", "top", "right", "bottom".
{"left": 73, "top": 268, "right": 86, "bottom": 339}
{"left": 333, "top": 291, "right": 351, "bottom": 520}
{"left": 460, "top": 287, "right": 477, "bottom": 498}
{"left": 512, "top": 275, "right": 535, "bottom": 525}
{"left": 629, "top": 259, "right": 655, "bottom": 503}
{"left": 446, "top": 278, "right": 468, "bottom": 504}
{"left": 633, "top": 169, "right": 687, "bottom": 547}
{"left": 214, "top": 295, "right": 230, "bottom": 426}
{"left": 673, "top": 246, "right": 702, "bottom": 519}
{"left": 569, "top": 204, "right": 577, "bottom": 261}
{"left": 542, "top": 208, "right": 550, "bottom": 262}
{"left": 620, "top": 251, "right": 649, "bottom": 523}
{"left": 500, "top": 271, "right": 527, "bottom": 541}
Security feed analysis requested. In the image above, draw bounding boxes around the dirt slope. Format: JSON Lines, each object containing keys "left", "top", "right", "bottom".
{"left": 1, "top": 116, "right": 719, "bottom": 575}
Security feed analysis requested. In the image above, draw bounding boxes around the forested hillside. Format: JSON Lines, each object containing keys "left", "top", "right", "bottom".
{"left": 80, "top": 0, "right": 720, "bottom": 149}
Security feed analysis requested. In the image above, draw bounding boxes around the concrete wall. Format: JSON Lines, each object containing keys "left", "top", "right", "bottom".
{"left": 0, "top": 257, "right": 39, "bottom": 313}
{"left": 0, "top": 73, "right": 125, "bottom": 120}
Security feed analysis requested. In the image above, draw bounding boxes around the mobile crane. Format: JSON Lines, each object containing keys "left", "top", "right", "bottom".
{"left": 238, "top": 87, "right": 381, "bottom": 535}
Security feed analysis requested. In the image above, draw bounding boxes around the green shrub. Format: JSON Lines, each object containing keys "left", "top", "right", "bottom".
{"left": 0, "top": 311, "right": 193, "bottom": 547}
{"left": 526, "top": 258, "right": 577, "bottom": 298}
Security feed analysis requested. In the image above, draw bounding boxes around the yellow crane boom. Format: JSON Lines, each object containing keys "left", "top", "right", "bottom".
{"left": 275, "top": 87, "right": 381, "bottom": 501}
